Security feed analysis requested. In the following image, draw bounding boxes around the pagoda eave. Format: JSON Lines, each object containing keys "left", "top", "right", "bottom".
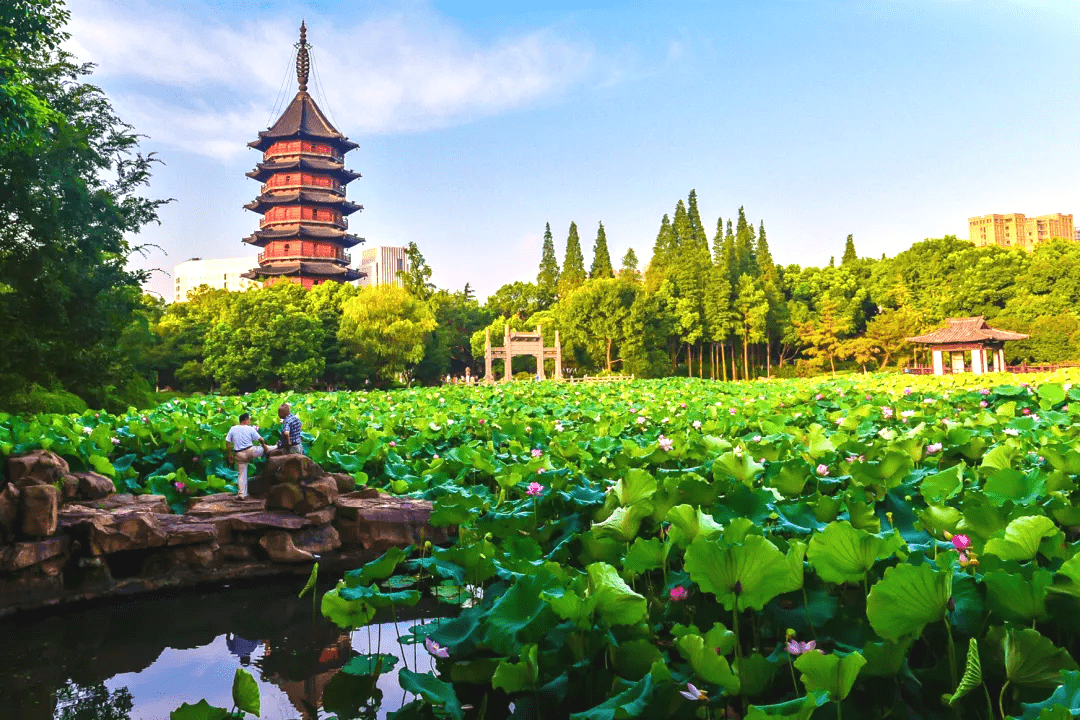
{"left": 243, "top": 193, "right": 363, "bottom": 216}
{"left": 248, "top": 133, "right": 359, "bottom": 154}
{"left": 241, "top": 261, "right": 363, "bottom": 282}
{"left": 245, "top": 158, "right": 361, "bottom": 183}
{"left": 243, "top": 226, "right": 364, "bottom": 248}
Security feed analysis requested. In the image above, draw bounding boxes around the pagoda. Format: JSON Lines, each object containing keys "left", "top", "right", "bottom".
{"left": 242, "top": 22, "right": 363, "bottom": 288}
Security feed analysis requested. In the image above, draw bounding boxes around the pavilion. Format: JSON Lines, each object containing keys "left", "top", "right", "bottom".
{"left": 907, "top": 316, "right": 1029, "bottom": 375}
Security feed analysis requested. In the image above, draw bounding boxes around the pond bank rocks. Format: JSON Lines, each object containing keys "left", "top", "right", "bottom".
{"left": 0, "top": 450, "right": 453, "bottom": 616}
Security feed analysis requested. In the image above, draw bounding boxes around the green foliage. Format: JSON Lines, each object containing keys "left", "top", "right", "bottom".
{"left": 559, "top": 221, "right": 587, "bottom": 298}
{"left": 338, "top": 284, "right": 438, "bottom": 385}
{"left": 538, "top": 222, "right": 561, "bottom": 303}
{"left": 590, "top": 221, "right": 614, "bottom": 279}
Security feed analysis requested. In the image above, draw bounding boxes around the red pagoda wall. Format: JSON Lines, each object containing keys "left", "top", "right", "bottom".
{"left": 263, "top": 173, "right": 340, "bottom": 192}
{"left": 260, "top": 240, "right": 346, "bottom": 262}
{"left": 261, "top": 206, "right": 343, "bottom": 225}
{"left": 266, "top": 140, "right": 339, "bottom": 159}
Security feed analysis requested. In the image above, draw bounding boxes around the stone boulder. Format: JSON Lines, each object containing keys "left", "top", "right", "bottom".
{"left": 60, "top": 475, "right": 80, "bottom": 501}
{"left": 330, "top": 473, "right": 357, "bottom": 494}
{"left": 21, "top": 485, "right": 60, "bottom": 538}
{"left": 334, "top": 493, "right": 450, "bottom": 552}
{"left": 1, "top": 537, "right": 68, "bottom": 572}
{"left": 59, "top": 506, "right": 167, "bottom": 555}
{"left": 259, "top": 531, "right": 314, "bottom": 563}
{"left": 0, "top": 484, "right": 20, "bottom": 540}
{"left": 264, "top": 473, "right": 338, "bottom": 516}
{"left": 74, "top": 472, "right": 115, "bottom": 501}
{"left": 250, "top": 454, "right": 325, "bottom": 496}
{"left": 6, "top": 450, "right": 69, "bottom": 489}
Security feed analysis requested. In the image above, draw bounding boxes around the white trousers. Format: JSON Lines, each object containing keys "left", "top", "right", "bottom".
{"left": 235, "top": 446, "right": 264, "bottom": 496}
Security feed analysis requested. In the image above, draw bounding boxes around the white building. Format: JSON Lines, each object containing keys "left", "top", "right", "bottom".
{"left": 173, "top": 257, "right": 259, "bottom": 302}
{"left": 357, "top": 245, "right": 409, "bottom": 288}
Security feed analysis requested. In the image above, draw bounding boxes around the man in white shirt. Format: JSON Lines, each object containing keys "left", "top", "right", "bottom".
{"left": 225, "top": 413, "right": 270, "bottom": 499}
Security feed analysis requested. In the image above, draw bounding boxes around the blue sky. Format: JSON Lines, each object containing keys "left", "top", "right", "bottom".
{"left": 64, "top": 0, "right": 1080, "bottom": 300}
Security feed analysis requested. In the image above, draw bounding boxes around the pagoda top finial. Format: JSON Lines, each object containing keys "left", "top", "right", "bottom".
{"left": 296, "top": 21, "right": 310, "bottom": 92}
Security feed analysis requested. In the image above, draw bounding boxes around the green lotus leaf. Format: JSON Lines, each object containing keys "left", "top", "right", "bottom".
{"left": 569, "top": 674, "right": 653, "bottom": 720}
{"left": 398, "top": 669, "right": 463, "bottom": 720}
{"left": 784, "top": 539, "right": 808, "bottom": 592}
{"left": 944, "top": 638, "right": 981, "bottom": 706}
{"left": 481, "top": 572, "right": 560, "bottom": 655}
{"left": 169, "top": 700, "right": 229, "bottom": 720}
{"left": 592, "top": 504, "right": 651, "bottom": 543}
{"left": 866, "top": 563, "right": 951, "bottom": 642}
{"left": 860, "top": 638, "right": 914, "bottom": 677}
{"left": 986, "top": 569, "right": 1052, "bottom": 622}
{"left": 713, "top": 450, "right": 765, "bottom": 486}
{"left": 794, "top": 650, "right": 866, "bottom": 702}
{"left": 1050, "top": 553, "right": 1080, "bottom": 598}
{"left": 806, "top": 521, "right": 904, "bottom": 585}
{"left": 984, "top": 515, "right": 1059, "bottom": 562}
{"left": 232, "top": 667, "right": 260, "bottom": 717}
{"left": 492, "top": 643, "right": 539, "bottom": 693}
{"left": 981, "top": 445, "right": 1017, "bottom": 474}
{"left": 298, "top": 562, "right": 318, "bottom": 599}
{"left": 736, "top": 652, "right": 777, "bottom": 697}
{"left": 342, "top": 653, "right": 398, "bottom": 676}
{"left": 674, "top": 632, "right": 741, "bottom": 694}
{"left": 339, "top": 584, "right": 421, "bottom": 608}
{"left": 623, "top": 536, "right": 667, "bottom": 574}
{"left": 346, "top": 546, "right": 412, "bottom": 587}
{"left": 614, "top": 468, "right": 657, "bottom": 506}
{"left": 767, "top": 460, "right": 812, "bottom": 497}
{"left": 984, "top": 469, "right": 1046, "bottom": 506}
{"left": 587, "top": 561, "right": 648, "bottom": 626}
{"left": 684, "top": 534, "right": 792, "bottom": 611}
{"left": 1001, "top": 627, "right": 1079, "bottom": 687}
{"left": 1038, "top": 383, "right": 1066, "bottom": 406}
{"left": 1013, "top": 670, "right": 1080, "bottom": 719}
{"left": 612, "top": 639, "right": 663, "bottom": 681}
{"left": 745, "top": 691, "right": 830, "bottom": 720}
{"left": 321, "top": 583, "right": 377, "bottom": 630}
{"left": 667, "top": 504, "right": 724, "bottom": 546}
{"left": 920, "top": 464, "right": 964, "bottom": 503}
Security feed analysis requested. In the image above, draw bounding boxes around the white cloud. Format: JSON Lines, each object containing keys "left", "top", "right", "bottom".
{"left": 64, "top": 0, "right": 594, "bottom": 160}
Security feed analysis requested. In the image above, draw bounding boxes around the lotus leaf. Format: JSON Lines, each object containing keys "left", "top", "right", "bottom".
{"left": 794, "top": 650, "right": 866, "bottom": 701}
{"left": 674, "top": 631, "right": 741, "bottom": 694}
{"left": 685, "top": 533, "right": 792, "bottom": 611}
{"left": 866, "top": 563, "right": 951, "bottom": 642}
{"left": 492, "top": 643, "right": 539, "bottom": 692}
{"left": 984, "top": 515, "right": 1059, "bottom": 562}
{"left": 807, "top": 521, "right": 904, "bottom": 585}
{"left": 397, "top": 669, "right": 463, "bottom": 720}
{"left": 1002, "top": 627, "right": 1079, "bottom": 687}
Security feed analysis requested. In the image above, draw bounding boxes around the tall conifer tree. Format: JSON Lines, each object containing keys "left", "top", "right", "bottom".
{"left": 687, "top": 190, "right": 710, "bottom": 254}
{"left": 722, "top": 220, "right": 738, "bottom": 288}
{"left": 620, "top": 248, "right": 641, "bottom": 282}
{"left": 644, "top": 215, "right": 674, "bottom": 292}
{"left": 537, "top": 222, "right": 560, "bottom": 301}
{"left": 842, "top": 234, "right": 858, "bottom": 265}
{"left": 671, "top": 199, "right": 691, "bottom": 250}
{"left": 734, "top": 206, "right": 757, "bottom": 278}
{"left": 590, "top": 221, "right": 614, "bottom": 279}
{"left": 559, "top": 221, "right": 586, "bottom": 297}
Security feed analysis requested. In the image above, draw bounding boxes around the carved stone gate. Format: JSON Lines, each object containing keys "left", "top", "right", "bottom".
{"left": 484, "top": 325, "right": 563, "bottom": 382}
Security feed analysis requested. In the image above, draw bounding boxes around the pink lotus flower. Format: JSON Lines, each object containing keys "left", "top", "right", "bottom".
{"left": 679, "top": 683, "right": 708, "bottom": 702}
{"left": 729, "top": 408, "right": 736, "bottom": 415}
{"left": 433, "top": 454, "right": 440, "bottom": 460}
{"left": 174, "top": 481, "right": 187, "bottom": 493}
{"left": 658, "top": 436, "right": 674, "bottom": 452}
{"left": 816, "top": 464, "right": 829, "bottom": 477}
{"left": 883, "top": 407, "right": 894, "bottom": 418}
{"left": 1022, "top": 408, "right": 1031, "bottom": 416}
{"left": 904, "top": 387, "right": 913, "bottom": 395}
{"left": 111, "top": 438, "right": 120, "bottom": 445}
{"left": 537, "top": 468, "right": 545, "bottom": 474}
{"left": 531, "top": 448, "right": 543, "bottom": 458}
{"left": 980, "top": 401, "right": 988, "bottom": 408}
{"left": 636, "top": 416, "right": 646, "bottom": 425}
{"left": 424, "top": 637, "right": 450, "bottom": 659}
{"left": 680, "top": 402, "right": 687, "bottom": 409}
{"left": 526, "top": 482, "right": 544, "bottom": 496}
{"left": 669, "top": 586, "right": 688, "bottom": 602}
{"left": 978, "top": 388, "right": 990, "bottom": 395}
{"left": 479, "top": 419, "right": 486, "bottom": 425}
{"left": 786, "top": 639, "right": 817, "bottom": 656}
{"left": 926, "top": 443, "right": 942, "bottom": 455}
{"left": 951, "top": 534, "right": 971, "bottom": 551}
{"left": 692, "top": 420, "right": 702, "bottom": 429}
{"left": 389, "top": 441, "right": 396, "bottom": 447}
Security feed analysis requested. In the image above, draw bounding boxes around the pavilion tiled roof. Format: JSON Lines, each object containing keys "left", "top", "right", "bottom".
{"left": 248, "top": 91, "right": 359, "bottom": 153}
{"left": 243, "top": 225, "right": 363, "bottom": 248}
{"left": 906, "top": 316, "right": 1029, "bottom": 344}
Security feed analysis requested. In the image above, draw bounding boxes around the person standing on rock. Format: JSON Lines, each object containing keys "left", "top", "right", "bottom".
{"left": 226, "top": 412, "right": 270, "bottom": 499}
{"left": 277, "top": 403, "right": 304, "bottom": 455}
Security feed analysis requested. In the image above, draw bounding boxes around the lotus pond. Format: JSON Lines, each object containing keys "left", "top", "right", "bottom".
{"left": 6, "top": 371, "right": 1080, "bottom": 719}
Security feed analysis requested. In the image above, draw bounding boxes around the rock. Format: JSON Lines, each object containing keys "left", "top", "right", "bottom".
{"left": 158, "top": 516, "right": 218, "bottom": 546}
{"left": 0, "top": 484, "right": 20, "bottom": 538}
{"left": 334, "top": 495, "right": 450, "bottom": 552}
{"left": 224, "top": 512, "right": 308, "bottom": 532}
{"left": 20, "top": 485, "right": 60, "bottom": 538}
{"left": 259, "top": 531, "right": 314, "bottom": 563}
{"left": 293, "top": 476, "right": 338, "bottom": 515}
{"left": 84, "top": 510, "right": 167, "bottom": 555}
{"left": 60, "top": 474, "right": 80, "bottom": 501}
{"left": 2, "top": 537, "right": 68, "bottom": 572}
{"left": 330, "top": 473, "right": 357, "bottom": 494}
{"left": 220, "top": 544, "right": 254, "bottom": 561}
{"left": 74, "top": 472, "right": 115, "bottom": 501}
{"left": 265, "top": 483, "right": 303, "bottom": 511}
{"left": 68, "top": 493, "right": 136, "bottom": 511}
{"left": 136, "top": 495, "right": 170, "bottom": 514}
{"left": 304, "top": 507, "right": 336, "bottom": 525}
{"left": 293, "top": 525, "right": 341, "bottom": 555}
{"left": 252, "top": 454, "right": 325, "bottom": 493}
{"left": 185, "top": 493, "right": 262, "bottom": 517}
{"left": 169, "top": 542, "right": 218, "bottom": 568}
{"left": 6, "top": 450, "right": 70, "bottom": 489}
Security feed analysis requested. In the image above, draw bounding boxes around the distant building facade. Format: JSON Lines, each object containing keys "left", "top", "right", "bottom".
{"left": 357, "top": 245, "right": 409, "bottom": 287}
{"left": 969, "top": 212, "right": 1075, "bottom": 250}
{"left": 174, "top": 257, "right": 259, "bottom": 302}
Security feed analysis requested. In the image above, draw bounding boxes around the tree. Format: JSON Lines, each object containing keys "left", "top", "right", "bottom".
{"left": 338, "top": 284, "right": 437, "bottom": 385}
{"left": 485, "top": 281, "right": 542, "bottom": 320}
{"left": 864, "top": 306, "right": 922, "bottom": 368}
{"left": 398, "top": 241, "right": 434, "bottom": 301}
{"left": 794, "top": 297, "right": 852, "bottom": 375}
{"left": 841, "top": 234, "right": 857, "bottom": 265}
{"left": 204, "top": 284, "right": 325, "bottom": 392}
{"left": 644, "top": 215, "right": 674, "bottom": 292}
{"left": 619, "top": 247, "right": 640, "bottom": 282}
{"left": 559, "top": 279, "right": 640, "bottom": 372}
{"left": 414, "top": 287, "right": 491, "bottom": 384}
{"left": 0, "top": 7, "right": 170, "bottom": 408}
{"left": 55, "top": 681, "right": 133, "bottom": 720}
{"left": 590, "top": 221, "right": 614, "bottom": 279}
{"left": 559, "top": 221, "right": 586, "bottom": 297}
{"left": 733, "top": 275, "right": 769, "bottom": 380}
{"left": 837, "top": 336, "right": 880, "bottom": 373}
{"left": 686, "top": 189, "right": 710, "bottom": 253}
{"left": 305, "top": 280, "right": 364, "bottom": 388}
{"left": 734, "top": 206, "right": 757, "bottom": 278}
{"left": 537, "top": 222, "right": 560, "bottom": 303}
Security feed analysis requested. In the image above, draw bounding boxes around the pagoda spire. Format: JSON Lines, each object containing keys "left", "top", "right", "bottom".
{"left": 296, "top": 21, "right": 310, "bottom": 92}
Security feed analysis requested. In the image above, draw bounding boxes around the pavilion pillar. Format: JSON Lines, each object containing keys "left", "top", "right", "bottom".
{"left": 536, "top": 324, "right": 546, "bottom": 380}
{"left": 504, "top": 325, "right": 513, "bottom": 382}
{"left": 997, "top": 348, "right": 1006, "bottom": 373}
{"left": 932, "top": 349, "right": 944, "bottom": 376}
{"left": 554, "top": 330, "right": 563, "bottom": 380}
{"left": 971, "top": 347, "right": 984, "bottom": 375}
{"left": 484, "top": 328, "right": 493, "bottom": 383}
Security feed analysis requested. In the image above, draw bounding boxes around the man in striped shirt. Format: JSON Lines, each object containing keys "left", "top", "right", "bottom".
{"left": 277, "top": 403, "right": 303, "bottom": 455}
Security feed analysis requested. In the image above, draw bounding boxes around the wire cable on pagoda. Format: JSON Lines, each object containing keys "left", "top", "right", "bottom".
{"left": 309, "top": 49, "right": 340, "bottom": 131}
{"left": 266, "top": 47, "right": 299, "bottom": 129}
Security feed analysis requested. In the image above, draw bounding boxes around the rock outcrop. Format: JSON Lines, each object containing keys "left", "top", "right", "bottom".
{"left": 0, "top": 450, "right": 454, "bottom": 615}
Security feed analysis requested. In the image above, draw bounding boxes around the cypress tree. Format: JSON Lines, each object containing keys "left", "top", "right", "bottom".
{"left": 734, "top": 206, "right": 757, "bottom": 277}
{"left": 712, "top": 217, "right": 725, "bottom": 264}
{"left": 756, "top": 220, "right": 776, "bottom": 281}
{"left": 559, "top": 221, "right": 586, "bottom": 297}
{"left": 842, "top": 234, "right": 858, "bottom": 265}
{"left": 671, "top": 199, "right": 691, "bottom": 250}
{"left": 537, "top": 222, "right": 560, "bottom": 300}
{"left": 687, "top": 190, "right": 710, "bottom": 254}
{"left": 722, "top": 219, "right": 737, "bottom": 288}
{"left": 620, "top": 247, "right": 640, "bottom": 281}
{"left": 644, "top": 214, "right": 674, "bottom": 292}
{"left": 590, "top": 221, "right": 614, "bottom": 279}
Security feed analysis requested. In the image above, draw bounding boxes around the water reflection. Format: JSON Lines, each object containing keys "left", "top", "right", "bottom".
{"left": 0, "top": 579, "right": 440, "bottom": 720}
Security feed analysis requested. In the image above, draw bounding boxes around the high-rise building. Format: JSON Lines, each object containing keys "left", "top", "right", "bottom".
{"left": 241, "top": 22, "right": 364, "bottom": 288}
{"left": 969, "top": 212, "right": 1075, "bottom": 250}
{"left": 173, "top": 257, "right": 259, "bottom": 302}
{"left": 357, "top": 246, "right": 410, "bottom": 287}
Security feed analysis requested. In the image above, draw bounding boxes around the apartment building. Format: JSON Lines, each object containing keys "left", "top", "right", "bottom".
{"left": 173, "top": 257, "right": 260, "bottom": 302}
{"left": 969, "top": 212, "right": 1075, "bottom": 250}
{"left": 357, "top": 245, "right": 409, "bottom": 287}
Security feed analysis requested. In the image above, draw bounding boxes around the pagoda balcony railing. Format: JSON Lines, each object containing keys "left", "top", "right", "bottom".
{"left": 259, "top": 216, "right": 347, "bottom": 230}
{"left": 260, "top": 183, "right": 345, "bottom": 196}
{"left": 259, "top": 250, "right": 351, "bottom": 265}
